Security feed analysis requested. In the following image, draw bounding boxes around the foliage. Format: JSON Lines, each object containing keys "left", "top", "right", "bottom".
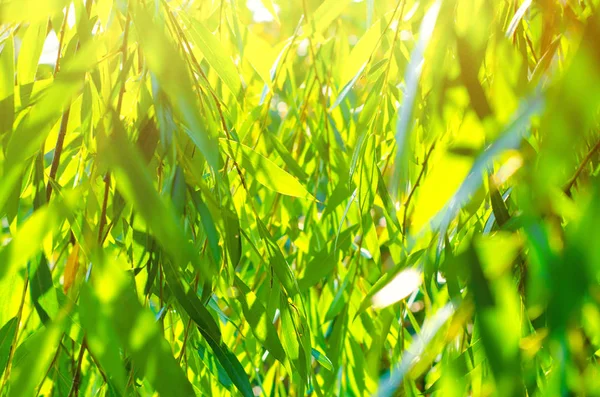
{"left": 1, "top": 0, "right": 600, "bottom": 395}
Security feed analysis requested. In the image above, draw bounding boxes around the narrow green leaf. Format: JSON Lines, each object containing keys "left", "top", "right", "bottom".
{"left": 162, "top": 262, "right": 253, "bottom": 397}
{"left": 87, "top": 255, "right": 196, "bottom": 396}
{"left": 16, "top": 21, "right": 47, "bottom": 88}
{"left": 221, "top": 138, "right": 312, "bottom": 199}
{"left": 311, "top": 348, "right": 333, "bottom": 371}
{"left": 298, "top": 226, "right": 356, "bottom": 290}
{"left": 9, "top": 319, "right": 64, "bottom": 397}
{"left": 330, "top": 61, "right": 367, "bottom": 110}
{"left": 0, "top": 33, "right": 14, "bottom": 135}
{"left": 190, "top": 190, "right": 222, "bottom": 265}
{"left": 80, "top": 287, "right": 128, "bottom": 394}
{"left": 0, "top": 317, "right": 17, "bottom": 375}
{"left": 376, "top": 303, "right": 455, "bottom": 397}
{"left": 307, "top": 0, "right": 353, "bottom": 35}
{"left": 99, "top": 111, "right": 210, "bottom": 278}
{"left": 257, "top": 218, "right": 299, "bottom": 297}
{"left": 5, "top": 47, "right": 95, "bottom": 166}
{"left": 392, "top": 1, "right": 441, "bottom": 196}
{"left": 181, "top": 14, "right": 243, "bottom": 98}
{"left": 234, "top": 277, "right": 286, "bottom": 363}
{"left": 132, "top": 5, "right": 220, "bottom": 170}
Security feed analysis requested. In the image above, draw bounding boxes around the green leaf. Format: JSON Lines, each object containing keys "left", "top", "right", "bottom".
{"left": 181, "top": 14, "right": 243, "bottom": 99}
{"left": 0, "top": 33, "right": 14, "bottom": 135}
{"left": 28, "top": 256, "right": 53, "bottom": 324}
{"left": 392, "top": 1, "right": 442, "bottom": 196}
{"left": 221, "top": 138, "right": 312, "bottom": 198}
{"left": 16, "top": 21, "right": 47, "bottom": 88}
{"left": 0, "top": 317, "right": 17, "bottom": 375}
{"left": 196, "top": 344, "right": 233, "bottom": 390}
{"left": 190, "top": 190, "right": 222, "bottom": 265}
{"left": 234, "top": 276, "right": 286, "bottom": 363}
{"left": 376, "top": 303, "right": 456, "bottom": 397}
{"left": 86, "top": 254, "right": 196, "bottom": 396}
{"left": 330, "top": 61, "right": 367, "bottom": 110}
{"left": 489, "top": 185, "right": 510, "bottom": 228}
{"left": 0, "top": 197, "right": 71, "bottom": 282}
{"left": 307, "top": 0, "right": 353, "bottom": 35}
{"left": 311, "top": 348, "right": 333, "bottom": 371}
{"left": 99, "top": 111, "right": 209, "bottom": 278}
{"left": 132, "top": 5, "right": 220, "bottom": 170}
{"left": 1, "top": 38, "right": 101, "bottom": 216}
{"left": 266, "top": 133, "right": 309, "bottom": 182}
{"left": 162, "top": 262, "right": 253, "bottom": 397}
{"left": 298, "top": 226, "right": 356, "bottom": 290}
{"left": 9, "top": 319, "right": 64, "bottom": 397}
{"left": 79, "top": 287, "right": 128, "bottom": 394}
{"left": 257, "top": 218, "right": 299, "bottom": 297}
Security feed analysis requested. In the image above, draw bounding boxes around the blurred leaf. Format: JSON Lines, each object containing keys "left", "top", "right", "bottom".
{"left": 0, "top": 33, "right": 14, "bottom": 135}
{"left": 0, "top": 0, "right": 69, "bottom": 23}
{"left": 63, "top": 243, "right": 80, "bottom": 293}
{"left": 8, "top": 318, "right": 64, "bottom": 397}
{"left": 307, "top": 0, "right": 353, "bottom": 35}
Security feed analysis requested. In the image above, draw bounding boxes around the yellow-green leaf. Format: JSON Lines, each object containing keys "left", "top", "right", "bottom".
{"left": 220, "top": 139, "right": 313, "bottom": 199}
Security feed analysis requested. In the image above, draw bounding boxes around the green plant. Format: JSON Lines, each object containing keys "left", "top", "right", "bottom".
{"left": 1, "top": 0, "right": 600, "bottom": 395}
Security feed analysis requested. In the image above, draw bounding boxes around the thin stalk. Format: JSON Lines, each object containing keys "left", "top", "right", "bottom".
{"left": 67, "top": 4, "right": 131, "bottom": 396}
{"left": 46, "top": 0, "right": 92, "bottom": 200}
{"left": 34, "top": 344, "right": 62, "bottom": 397}
{"left": 563, "top": 138, "right": 600, "bottom": 196}
{"left": 402, "top": 143, "right": 436, "bottom": 239}
{"left": 163, "top": 4, "right": 256, "bottom": 215}
{"left": 66, "top": 339, "right": 87, "bottom": 397}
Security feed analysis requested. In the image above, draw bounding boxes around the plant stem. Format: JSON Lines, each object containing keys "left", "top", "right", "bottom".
{"left": 402, "top": 143, "right": 436, "bottom": 239}
{"left": 67, "top": 339, "right": 87, "bottom": 397}
{"left": 563, "top": 138, "right": 600, "bottom": 196}
{"left": 46, "top": 0, "right": 92, "bottom": 200}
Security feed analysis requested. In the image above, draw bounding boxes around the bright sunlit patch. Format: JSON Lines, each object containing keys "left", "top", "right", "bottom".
{"left": 67, "top": 3, "right": 76, "bottom": 28}
{"left": 404, "top": 2, "right": 419, "bottom": 21}
{"left": 297, "top": 38, "right": 309, "bottom": 57}
{"left": 506, "top": 0, "right": 532, "bottom": 38}
{"left": 360, "top": 247, "right": 373, "bottom": 259}
{"left": 246, "top": 0, "right": 279, "bottom": 23}
{"left": 130, "top": 313, "right": 156, "bottom": 350}
{"left": 491, "top": 153, "right": 523, "bottom": 187}
{"left": 372, "top": 268, "right": 422, "bottom": 309}
{"left": 39, "top": 30, "right": 59, "bottom": 66}
{"left": 277, "top": 101, "right": 288, "bottom": 118}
